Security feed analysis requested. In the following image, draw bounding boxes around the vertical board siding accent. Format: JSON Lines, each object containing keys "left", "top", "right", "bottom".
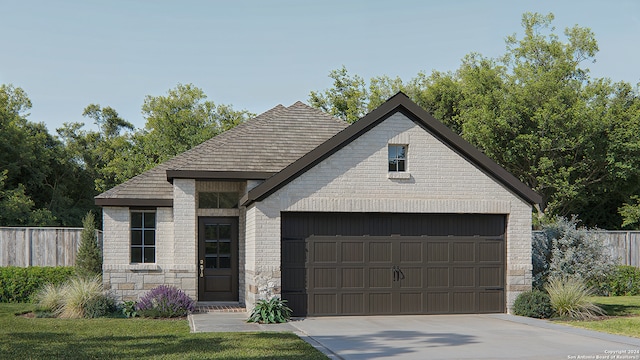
{"left": 0, "top": 227, "right": 103, "bottom": 267}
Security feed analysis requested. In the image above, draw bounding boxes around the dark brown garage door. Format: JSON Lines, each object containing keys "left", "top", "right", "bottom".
{"left": 281, "top": 213, "right": 506, "bottom": 316}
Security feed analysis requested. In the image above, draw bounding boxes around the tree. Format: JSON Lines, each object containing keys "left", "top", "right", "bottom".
{"left": 75, "top": 211, "right": 102, "bottom": 277}
{"left": 138, "top": 83, "right": 253, "bottom": 165}
{"left": 0, "top": 84, "right": 91, "bottom": 226}
{"left": 309, "top": 13, "right": 640, "bottom": 229}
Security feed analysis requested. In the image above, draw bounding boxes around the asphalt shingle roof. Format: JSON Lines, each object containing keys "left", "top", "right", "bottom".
{"left": 95, "top": 102, "right": 348, "bottom": 203}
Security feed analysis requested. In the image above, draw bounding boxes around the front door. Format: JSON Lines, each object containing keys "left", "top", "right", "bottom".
{"left": 198, "top": 217, "right": 238, "bottom": 301}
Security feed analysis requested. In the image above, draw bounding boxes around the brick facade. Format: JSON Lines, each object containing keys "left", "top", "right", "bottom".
{"left": 102, "top": 108, "right": 533, "bottom": 314}
{"left": 245, "top": 112, "right": 532, "bottom": 312}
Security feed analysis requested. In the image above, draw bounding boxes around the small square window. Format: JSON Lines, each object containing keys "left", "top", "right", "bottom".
{"left": 388, "top": 145, "right": 407, "bottom": 172}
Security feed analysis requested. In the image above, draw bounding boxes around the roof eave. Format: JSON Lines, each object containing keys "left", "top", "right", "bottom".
{"left": 166, "top": 170, "right": 276, "bottom": 182}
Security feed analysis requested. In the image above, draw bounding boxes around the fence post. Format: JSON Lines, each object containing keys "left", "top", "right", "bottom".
{"left": 26, "top": 228, "right": 32, "bottom": 267}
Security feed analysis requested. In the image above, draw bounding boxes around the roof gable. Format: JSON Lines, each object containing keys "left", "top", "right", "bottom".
{"left": 242, "top": 92, "right": 542, "bottom": 206}
{"left": 95, "top": 102, "right": 348, "bottom": 206}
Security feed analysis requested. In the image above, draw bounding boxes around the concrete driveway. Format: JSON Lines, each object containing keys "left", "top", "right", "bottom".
{"left": 289, "top": 314, "right": 640, "bottom": 360}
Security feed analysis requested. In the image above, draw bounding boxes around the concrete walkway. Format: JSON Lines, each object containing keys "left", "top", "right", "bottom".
{"left": 189, "top": 312, "right": 640, "bottom": 360}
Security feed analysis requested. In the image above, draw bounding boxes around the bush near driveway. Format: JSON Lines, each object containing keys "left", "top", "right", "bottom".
{"left": 0, "top": 303, "right": 326, "bottom": 360}
{"left": 513, "top": 290, "right": 553, "bottom": 318}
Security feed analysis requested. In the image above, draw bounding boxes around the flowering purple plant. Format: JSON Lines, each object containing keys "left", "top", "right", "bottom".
{"left": 136, "top": 285, "right": 195, "bottom": 318}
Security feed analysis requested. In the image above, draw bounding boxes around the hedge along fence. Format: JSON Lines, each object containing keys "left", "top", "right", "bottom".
{"left": 0, "top": 227, "right": 103, "bottom": 267}
{"left": 0, "top": 266, "right": 76, "bottom": 302}
{"left": 533, "top": 230, "right": 640, "bottom": 267}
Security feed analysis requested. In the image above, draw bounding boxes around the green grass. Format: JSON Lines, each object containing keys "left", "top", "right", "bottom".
{"left": 558, "top": 296, "right": 640, "bottom": 338}
{"left": 0, "top": 303, "right": 327, "bottom": 359}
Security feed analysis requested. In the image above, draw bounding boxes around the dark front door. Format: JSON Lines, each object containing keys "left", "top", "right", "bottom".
{"left": 198, "top": 217, "right": 238, "bottom": 301}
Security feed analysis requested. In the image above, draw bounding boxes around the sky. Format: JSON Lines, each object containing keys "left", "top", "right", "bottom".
{"left": 1, "top": 0, "right": 639, "bottom": 133}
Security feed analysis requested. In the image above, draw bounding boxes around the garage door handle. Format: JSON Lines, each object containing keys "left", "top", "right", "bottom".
{"left": 392, "top": 266, "right": 405, "bottom": 282}
{"left": 485, "top": 287, "right": 504, "bottom": 291}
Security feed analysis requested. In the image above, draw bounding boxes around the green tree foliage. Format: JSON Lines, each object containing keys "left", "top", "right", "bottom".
{"left": 619, "top": 196, "right": 640, "bottom": 229}
{"left": 309, "top": 13, "right": 640, "bottom": 229}
{"left": 57, "top": 105, "right": 135, "bottom": 193}
{"left": 75, "top": 211, "right": 102, "bottom": 277}
{"left": 0, "top": 84, "right": 94, "bottom": 226}
{"left": 138, "top": 83, "right": 253, "bottom": 165}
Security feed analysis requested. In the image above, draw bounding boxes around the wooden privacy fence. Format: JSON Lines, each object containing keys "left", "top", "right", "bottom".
{"left": 534, "top": 230, "right": 640, "bottom": 267}
{"left": 0, "top": 227, "right": 103, "bottom": 267}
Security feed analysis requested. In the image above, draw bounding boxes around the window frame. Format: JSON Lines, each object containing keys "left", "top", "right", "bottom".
{"left": 130, "top": 210, "right": 156, "bottom": 264}
{"left": 388, "top": 144, "right": 408, "bottom": 172}
{"left": 198, "top": 192, "right": 239, "bottom": 209}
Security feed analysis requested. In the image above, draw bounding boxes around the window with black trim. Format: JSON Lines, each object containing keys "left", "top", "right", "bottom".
{"left": 130, "top": 211, "right": 155, "bottom": 263}
{"left": 198, "top": 192, "right": 239, "bottom": 208}
{"left": 388, "top": 145, "right": 407, "bottom": 172}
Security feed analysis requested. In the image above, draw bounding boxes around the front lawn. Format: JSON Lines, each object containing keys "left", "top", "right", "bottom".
{"left": 558, "top": 296, "right": 640, "bottom": 338}
{"left": 0, "top": 303, "right": 327, "bottom": 360}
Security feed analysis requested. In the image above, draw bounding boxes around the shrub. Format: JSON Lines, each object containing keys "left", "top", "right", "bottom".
{"left": 608, "top": 265, "right": 640, "bottom": 296}
{"left": 84, "top": 294, "right": 117, "bottom": 318}
{"left": 533, "top": 216, "right": 616, "bottom": 293}
{"left": 513, "top": 290, "right": 553, "bottom": 319}
{"left": 121, "top": 300, "right": 138, "bottom": 318}
{"left": 247, "top": 297, "right": 292, "bottom": 324}
{"left": 136, "top": 285, "right": 195, "bottom": 318}
{"left": 545, "top": 276, "right": 604, "bottom": 320}
{"left": 34, "top": 275, "right": 110, "bottom": 318}
{"left": 0, "top": 266, "right": 75, "bottom": 303}
{"left": 75, "top": 211, "right": 102, "bottom": 277}
{"left": 58, "top": 275, "right": 104, "bottom": 318}
{"left": 34, "top": 283, "right": 66, "bottom": 313}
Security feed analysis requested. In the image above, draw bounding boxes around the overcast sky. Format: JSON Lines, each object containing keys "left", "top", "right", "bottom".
{"left": 1, "top": 0, "right": 638, "bottom": 133}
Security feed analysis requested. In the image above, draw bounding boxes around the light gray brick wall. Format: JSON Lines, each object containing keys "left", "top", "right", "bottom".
{"left": 246, "top": 112, "right": 532, "bottom": 312}
{"left": 103, "top": 206, "right": 180, "bottom": 301}
{"left": 171, "top": 179, "right": 197, "bottom": 298}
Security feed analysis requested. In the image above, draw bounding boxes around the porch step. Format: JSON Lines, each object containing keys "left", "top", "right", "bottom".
{"left": 195, "top": 302, "right": 247, "bottom": 313}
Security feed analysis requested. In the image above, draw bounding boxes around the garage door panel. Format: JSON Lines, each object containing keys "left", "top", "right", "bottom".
{"left": 400, "top": 242, "right": 423, "bottom": 262}
{"left": 478, "top": 241, "right": 504, "bottom": 262}
{"left": 399, "top": 267, "right": 422, "bottom": 288}
{"left": 479, "top": 267, "right": 503, "bottom": 287}
{"left": 312, "top": 268, "right": 337, "bottom": 288}
{"left": 427, "top": 242, "right": 449, "bottom": 262}
{"left": 400, "top": 293, "right": 423, "bottom": 313}
{"left": 342, "top": 268, "right": 365, "bottom": 288}
{"left": 312, "top": 294, "right": 337, "bottom": 315}
{"left": 312, "top": 242, "right": 337, "bottom": 262}
{"left": 342, "top": 293, "right": 365, "bottom": 314}
{"left": 453, "top": 292, "right": 475, "bottom": 313}
{"left": 479, "top": 291, "right": 504, "bottom": 312}
{"left": 453, "top": 242, "right": 475, "bottom": 262}
{"left": 427, "top": 292, "right": 450, "bottom": 313}
{"left": 369, "top": 242, "right": 392, "bottom": 262}
{"left": 341, "top": 242, "right": 364, "bottom": 262}
{"left": 369, "top": 268, "right": 393, "bottom": 288}
{"left": 453, "top": 267, "right": 476, "bottom": 287}
{"left": 369, "top": 293, "right": 393, "bottom": 313}
{"left": 427, "top": 267, "right": 449, "bottom": 287}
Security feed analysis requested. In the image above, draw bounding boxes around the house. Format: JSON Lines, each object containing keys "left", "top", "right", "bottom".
{"left": 95, "top": 93, "right": 541, "bottom": 316}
